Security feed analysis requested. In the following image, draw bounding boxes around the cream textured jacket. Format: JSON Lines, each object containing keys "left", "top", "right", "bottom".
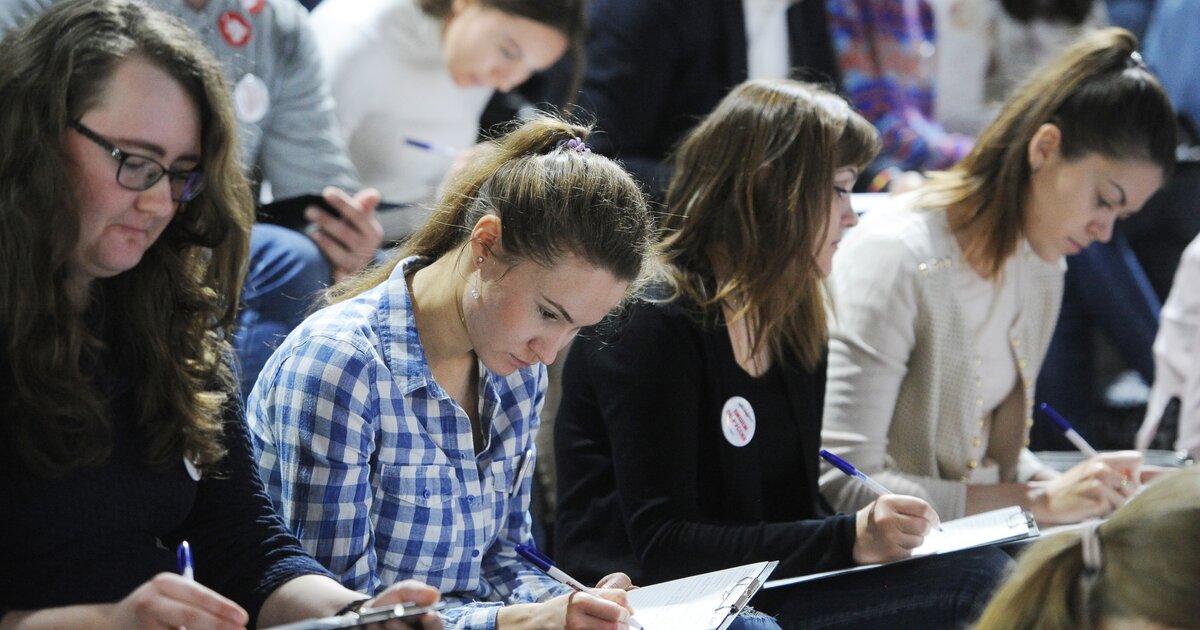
{"left": 821, "top": 199, "right": 1064, "bottom": 519}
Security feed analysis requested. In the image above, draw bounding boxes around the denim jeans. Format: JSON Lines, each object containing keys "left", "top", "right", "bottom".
{"left": 1033, "top": 228, "right": 1160, "bottom": 450}
{"left": 750, "top": 547, "right": 1011, "bottom": 629}
{"left": 233, "top": 224, "right": 331, "bottom": 397}
{"left": 728, "top": 610, "right": 784, "bottom": 630}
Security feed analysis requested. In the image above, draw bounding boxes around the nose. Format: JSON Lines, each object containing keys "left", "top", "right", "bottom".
{"left": 136, "top": 175, "right": 177, "bottom": 218}
{"left": 843, "top": 200, "right": 859, "bottom": 228}
{"left": 490, "top": 62, "right": 529, "bottom": 93}
{"left": 1089, "top": 214, "right": 1116, "bottom": 243}
{"left": 530, "top": 329, "right": 578, "bottom": 366}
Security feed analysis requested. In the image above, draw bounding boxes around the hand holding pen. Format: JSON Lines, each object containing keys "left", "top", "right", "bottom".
{"left": 93, "top": 542, "right": 249, "bottom": 630}
{"left": 515, "top": 544, "right": 644, "bottom": 629}
{"left": 1031, "top": 404, "right": 1144, "bottom": 524}
{"left": 819, "top": 450, "right": 944, "bottom": 565}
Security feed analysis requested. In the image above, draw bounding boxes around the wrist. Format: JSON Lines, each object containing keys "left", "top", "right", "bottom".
{"left": 1025, "top": 481, "right": 1049, "bottom": 519}
{"left": 496, "top": 603, "right": 537, "bottom": 630}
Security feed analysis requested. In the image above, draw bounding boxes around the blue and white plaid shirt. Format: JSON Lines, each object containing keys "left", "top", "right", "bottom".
{"left": 247, "top": 256, "right": 568, "bottom": 629}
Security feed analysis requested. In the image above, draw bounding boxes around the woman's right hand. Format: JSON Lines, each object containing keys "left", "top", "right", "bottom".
{"left": 1028, "top": 451, "right": 1144, "bottom": 525}
{"left": 496, "top": 588, "right": 635, "bottom": 629}
{"left": 108, "top": 573, "right": 248, "bottom": 630}
{"left": 852, "top": 494, "right": 941, "bottom": 565}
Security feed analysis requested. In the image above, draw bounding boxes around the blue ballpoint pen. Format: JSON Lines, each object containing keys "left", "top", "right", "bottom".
{"left": 819, "top": 449, "right": 943, "bottom": 531}
{"left": 819, "top": 449, "right": 893, "bottom": 496}
{"left": 176, "top": 540, "right": 194, "bottom": 581}
{"left": 516, "top": 544, "right": 644, "bottom": 629}
{"left": 404, "top": 137, "right": 459, "bottom": 158}
{"left": 516, "top": 544, "right": 590, "bottom": 592}
{"left": 1037, "top": 403, "right": 1099, "bottom": 457}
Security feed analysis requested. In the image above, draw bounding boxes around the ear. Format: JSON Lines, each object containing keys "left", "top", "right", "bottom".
{"left": 469, "top": 214, "right": 503, "bottom": 267}
{"left": 1027, "top": 123, "right": 1062, "bottom": 173}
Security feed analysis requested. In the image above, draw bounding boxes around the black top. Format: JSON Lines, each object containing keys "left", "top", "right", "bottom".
{"left": 538, "top": 0, "right": 839, "bottom": 199}
{"left": 0, "top": 367, "right": 331, "bottom": 626}
{"left": 554, "top": 299, "right": 856, "bottom": 585}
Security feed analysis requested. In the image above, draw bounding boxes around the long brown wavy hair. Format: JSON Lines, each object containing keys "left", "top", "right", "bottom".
{"left": 328, "top": 115, "right": 653, "bottom": 304}
{"left": 917, "top": 28, "right": 1176, "bottom": 279}
{"left": 658, "top": 79, "right": 879, "bottom": 371}
{"left": 0, "top": 0, "right": 253, "bottom": 478}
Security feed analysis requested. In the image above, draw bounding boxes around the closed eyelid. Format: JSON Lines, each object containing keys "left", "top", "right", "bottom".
{"left": 1104, "top": 178, "right": 1128, "bottom": 207}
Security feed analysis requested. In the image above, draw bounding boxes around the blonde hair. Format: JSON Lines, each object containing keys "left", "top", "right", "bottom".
{"left": 975, "top": 469, "right": 1200, "bottom": 630}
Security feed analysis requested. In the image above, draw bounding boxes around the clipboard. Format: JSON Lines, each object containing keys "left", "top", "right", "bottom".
{"left": 625, "top": 560, "right": 778, "bottom": 630}
{"left": 260, "top": 601, "right": 445, "bottom": 630}
{"left": 765, "top": 506, "right": 1038, "bottom": 588}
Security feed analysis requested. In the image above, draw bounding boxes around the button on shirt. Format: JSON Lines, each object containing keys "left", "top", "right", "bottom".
{"left": 247, "top": 256, "right": 567, "bottom": 630}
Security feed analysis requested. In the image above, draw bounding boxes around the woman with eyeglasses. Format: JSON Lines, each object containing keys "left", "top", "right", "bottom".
{"left": 0, "top": 1, "right": 441, "bottom": 628}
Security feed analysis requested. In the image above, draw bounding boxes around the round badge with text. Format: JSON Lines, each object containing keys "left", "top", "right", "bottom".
{"left": 721, "top": 396, "right": 756, "bottom": 447}
{"left": 233, "top": 73, "right": 270, "bottom": 123}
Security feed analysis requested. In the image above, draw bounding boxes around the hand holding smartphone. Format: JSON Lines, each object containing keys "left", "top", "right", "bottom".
{"left": 261, "top": 601, "right": 445, "bottom": 630}
{"left": 256, "top": 194, "right": 343, "bottom": 233}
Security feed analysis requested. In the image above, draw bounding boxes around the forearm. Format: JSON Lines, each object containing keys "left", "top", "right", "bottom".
{"left": 964, "top": 482, "right": 1039, "bottom": 517}
{"left": 257, "top": 574, "right": 363, "bottom": 628}
{"left": 1, "top": 606, "right": 113, "bottom": 630}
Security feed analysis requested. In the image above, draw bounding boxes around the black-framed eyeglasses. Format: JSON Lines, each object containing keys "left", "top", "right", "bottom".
{"left": 70, "top": 120, "right": 204, "bottom": 202}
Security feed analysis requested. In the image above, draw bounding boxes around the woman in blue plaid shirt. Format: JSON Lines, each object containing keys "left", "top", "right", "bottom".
{"left": 247, "top": 116, "right": 656, "bottom": 629}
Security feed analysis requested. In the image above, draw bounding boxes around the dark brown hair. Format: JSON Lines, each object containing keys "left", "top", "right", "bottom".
{"left": 0, "top": 0, "right": 253, "bottom": 477}
{"left": 918, "top": 28, "right": 1176, "bottom": 278}
{"left": 659, "top": 79, "right": 879, "bottom": 370}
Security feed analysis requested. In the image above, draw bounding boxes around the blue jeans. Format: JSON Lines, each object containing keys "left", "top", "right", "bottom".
{"left": 233, "top": 224, "right": 331, "bottom": 397}
{"left": 1033, "top": 228, "right": 1160, "bottom": 450}
{"left": 751, "top": 548, "right": 1010, "bottom": 629}
{"left": 728, "top": 611, "right": 783, "bottom": 630}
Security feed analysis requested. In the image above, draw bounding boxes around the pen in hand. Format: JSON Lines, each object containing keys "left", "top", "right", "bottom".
{"left": 819, "top": 449, "right": 943, "bottom": 532}
{"left": 516, "top": 544, "right": 589, "bottom": 591}
{"left": 176, "top": 540, "right": 194, "bottom": 581}
{"left": 1037, "top": 403, "right": 1099, "bottom": 457}
{"left": 820, "top": 449, "right": 892, "bottom": 496}
{"left": 516, "top": 544, "right": 644, "bottom": 629}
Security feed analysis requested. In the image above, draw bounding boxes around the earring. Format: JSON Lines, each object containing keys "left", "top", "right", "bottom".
{"left": 470, "top": 286, "right": 480, "bottom": 300}
{"left": 475, "top": 255, "right": 485, "bottom": 265}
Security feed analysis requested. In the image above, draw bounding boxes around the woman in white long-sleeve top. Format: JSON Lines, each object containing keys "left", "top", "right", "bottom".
{"left": 821, "top": 28, "right": 1174, "bottom": 526}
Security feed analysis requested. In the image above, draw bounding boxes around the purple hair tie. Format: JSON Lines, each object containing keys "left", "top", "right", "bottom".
{"left": 559, "top": 137, "right": 592, "bottom": 153}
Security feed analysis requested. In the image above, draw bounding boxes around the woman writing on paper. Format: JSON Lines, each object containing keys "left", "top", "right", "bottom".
{"left": 247, "top": 117, "right": 656, "bottom": 629}
{"left": 553, "top": 79, "right": 1010, "bottom": 629}
{"left": 0, "top": 1, "right": 440, "bottom": 628}
{"left": 820, "top": 28, "right": 1175, "bottom": 526}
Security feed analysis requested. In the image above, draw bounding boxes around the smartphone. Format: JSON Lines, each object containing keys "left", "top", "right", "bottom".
{"left": 261, "top": 601, "right": 446, "bottom": 630}
{"left": 257, "top": 194, "right": 342, "bottom": 233}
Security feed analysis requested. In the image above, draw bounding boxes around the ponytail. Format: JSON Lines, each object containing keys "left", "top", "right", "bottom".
{"left": 328, "top": 115, "right": 653, "bottom": 304}
{"left": 918, "top": 27, "right": 1176, "bottom": 278}
{"left": 976, "top": 470, "right": 1200, "bottom": 630}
